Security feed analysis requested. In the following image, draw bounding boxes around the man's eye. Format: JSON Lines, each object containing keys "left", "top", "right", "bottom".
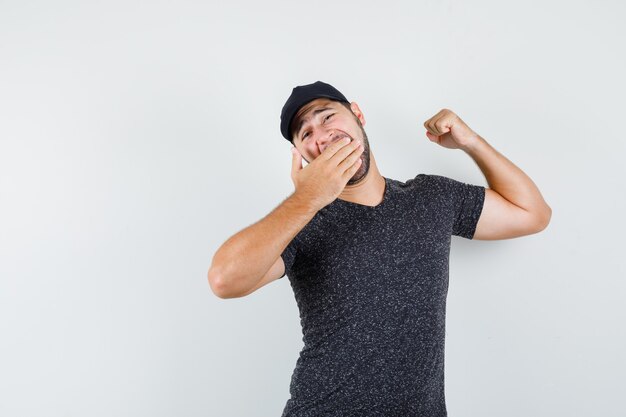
{"left": 324, "top": 114, "right": 334, "bottom": 122}
{"left": 302, "top": 132, "right": 309, "bottom": 139}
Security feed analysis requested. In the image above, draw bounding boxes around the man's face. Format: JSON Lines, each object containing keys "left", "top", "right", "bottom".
{"left": 291, "top": 98, "right": 371, "bottom": 185}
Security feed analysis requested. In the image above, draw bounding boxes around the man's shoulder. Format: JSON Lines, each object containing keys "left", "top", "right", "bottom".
{"left": 390, "top": 173, "right": 461, "bottom": 204}
{"left": 393, "top": 173, "right": 440, "bottom": 190}
{"left": 406, "top": 173, "right": 460, "bottom": 190}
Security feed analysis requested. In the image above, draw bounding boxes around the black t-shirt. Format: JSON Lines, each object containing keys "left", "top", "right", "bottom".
{"left": 279, "top": 173, "right": 485, "bottom": 417}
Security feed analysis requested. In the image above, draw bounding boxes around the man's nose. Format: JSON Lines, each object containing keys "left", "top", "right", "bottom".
{"left": 317, "top": 130, "right": 337, "bottom": 153}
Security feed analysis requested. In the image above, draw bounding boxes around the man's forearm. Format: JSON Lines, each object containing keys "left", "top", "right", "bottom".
{"left": 208, "top": 192, "right": 318, "bottom": 297}
{"left": 463, "top": 135, "right": 551, "bottom": 218}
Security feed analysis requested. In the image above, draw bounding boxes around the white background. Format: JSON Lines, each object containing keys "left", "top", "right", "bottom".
{"left": 1, "top": 1, "right": 624, "bottom": 416}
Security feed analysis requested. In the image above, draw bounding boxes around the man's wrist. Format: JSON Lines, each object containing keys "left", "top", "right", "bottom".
{"left": 288, "top": 192, "right": 321, "bottom": 217}
{"left": 461, "top": 134, "right": 488, "bottom": 155}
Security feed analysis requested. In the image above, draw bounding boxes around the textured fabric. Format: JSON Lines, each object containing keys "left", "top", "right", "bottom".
{"left": 279, "top": 173, "right": 485, "bottom": 417}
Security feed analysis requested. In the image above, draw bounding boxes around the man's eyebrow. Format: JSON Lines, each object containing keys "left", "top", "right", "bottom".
{"left": 294, "top": 106, "right": 334, "bottom": 139}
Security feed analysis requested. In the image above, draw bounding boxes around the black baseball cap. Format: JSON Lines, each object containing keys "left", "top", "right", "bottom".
{"left": 280, "top": 80, "right": 350, "bottom": 143}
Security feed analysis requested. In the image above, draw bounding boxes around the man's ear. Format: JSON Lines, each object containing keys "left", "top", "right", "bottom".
{"left": 349, "top": 102, "right": 366, "bottom": 127}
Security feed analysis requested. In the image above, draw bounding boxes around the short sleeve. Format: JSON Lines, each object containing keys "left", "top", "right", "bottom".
{"left": 279, "top": 238, "right": 297, "bottom": 278}
{"left": 430, "top": 174, "right": 486, "bottom": 239}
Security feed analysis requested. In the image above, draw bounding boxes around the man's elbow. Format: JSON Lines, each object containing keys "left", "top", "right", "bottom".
{"left": 208, "top": 267, "right": 233, "bottom": 299}
{"left": 532, "top": 205, "right": 552, "bottom": 233}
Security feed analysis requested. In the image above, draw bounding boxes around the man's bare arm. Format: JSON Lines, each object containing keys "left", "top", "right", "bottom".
{"left": 465, "top": 135, "right": 552, "bottom": 239}
{"left": 423, "top": 109, "right": 552, "bottom": 237}
{"left": 209, "top": 134, "right": 363, "bottom": 298}
{"left": 208, "top": 193, "right": 317, "bottom": 298}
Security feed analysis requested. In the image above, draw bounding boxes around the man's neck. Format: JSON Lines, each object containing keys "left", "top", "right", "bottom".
{"left": 338, "top": 162, "right": 385, "bottom": 206}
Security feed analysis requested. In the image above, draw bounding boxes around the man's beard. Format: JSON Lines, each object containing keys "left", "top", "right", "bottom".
{"left": 346, "top": 122, "right": 370, "bottom": 186}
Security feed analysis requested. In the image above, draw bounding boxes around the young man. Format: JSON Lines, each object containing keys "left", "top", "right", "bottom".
{"left": 208, "top": 81, "right": 552, "bottom": 416}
